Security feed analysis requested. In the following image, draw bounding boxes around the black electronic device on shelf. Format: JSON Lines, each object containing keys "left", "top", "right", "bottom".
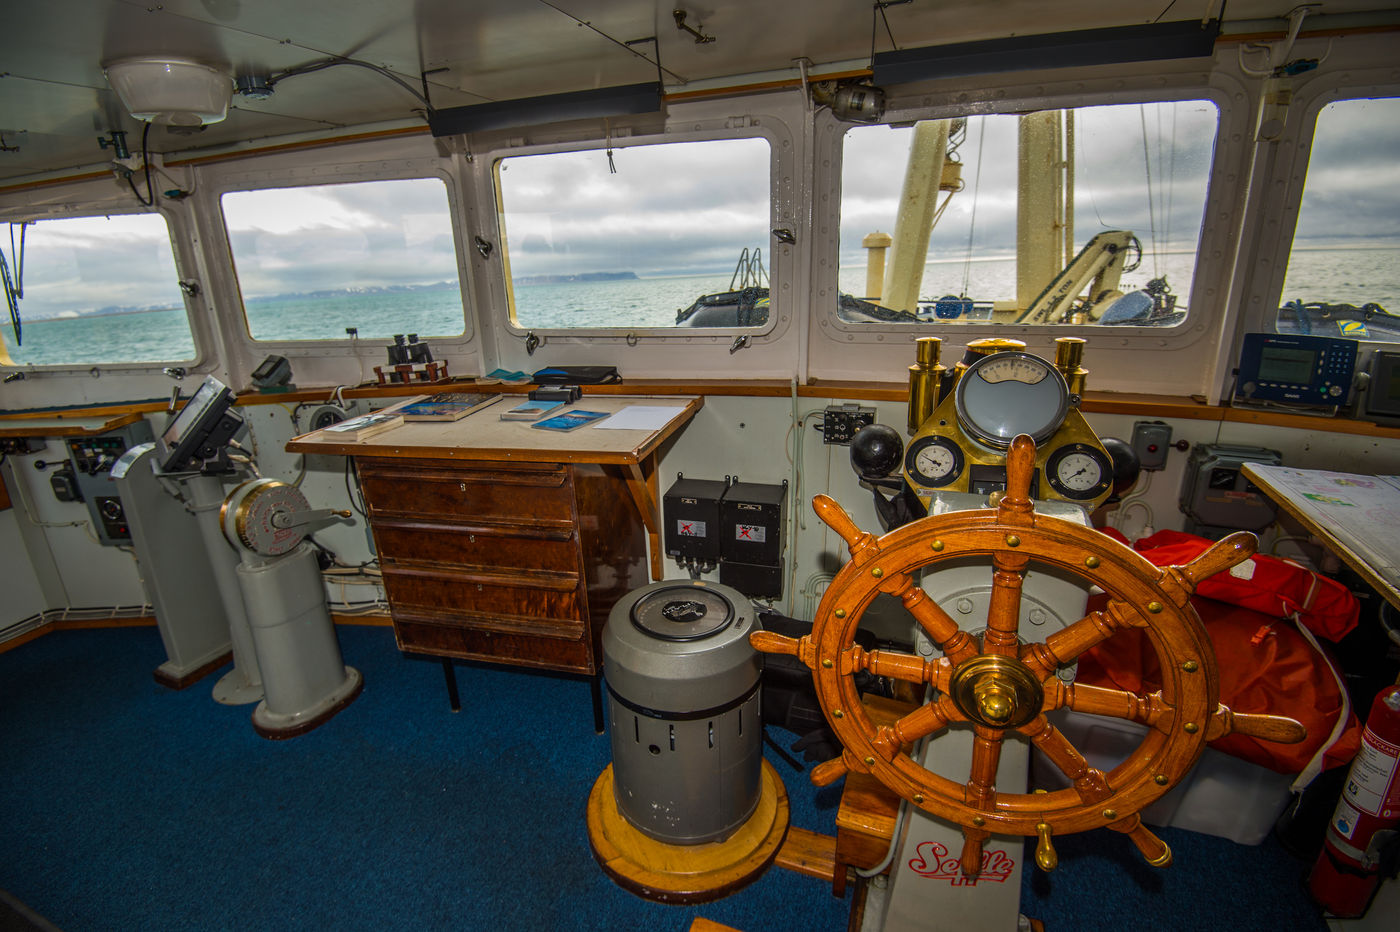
{"left": 158, "top": 376, "right": 244, "bottom": 473}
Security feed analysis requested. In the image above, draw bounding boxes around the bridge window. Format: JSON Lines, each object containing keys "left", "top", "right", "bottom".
{"left": 495, "top": 138, "right": 772, "bottom": 330}
{"left": 1, "top": 213, "right": 194, "bottom": 367}
{"left": 1278, "top": 96, "right": 1400, "bottom": 342}
{"left": 837, "top": 100, "right": 1218, "bottom": 328}
{"left": 220, "top": 177, "right": 466, "bottom": 342}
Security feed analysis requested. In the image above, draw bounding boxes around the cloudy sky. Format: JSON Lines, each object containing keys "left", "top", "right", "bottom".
{"left": 496, "top": 137, "right": 771, "bottom": 279}
{"left": 7, "top": 96, "right": 1399, "bottom": 323}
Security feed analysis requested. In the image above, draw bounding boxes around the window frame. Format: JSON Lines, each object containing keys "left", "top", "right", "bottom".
{"left": 807, "top": 61, "right": 1253, "bottom": 399}
{"left": 0, "top": 203, "right": 203, "bottom": 371}
{"left": 820, "top": 86, "right": 1235, "bottom": 343}
{"left": 1244, "top": 79, "right": 1400, "bottom": 339}
{"left": 481, "top": 122, "right": 792, "bottom": 344}
{"left": 210, "top": 161, "right": 476, "bottom": 347}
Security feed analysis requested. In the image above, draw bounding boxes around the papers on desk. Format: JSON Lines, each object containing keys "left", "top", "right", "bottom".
{"left": 1248, "top": 465, "right": 1400, "bottom": 578}
{"left": 590, "top": 405, "right": 688, "bottom": 430}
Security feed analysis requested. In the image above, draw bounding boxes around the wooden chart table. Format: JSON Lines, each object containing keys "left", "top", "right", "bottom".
{"left": 1242, "top": 463, "right": 1400, "bottom": 612}
{"left": 287, "top": 394, "right": 702, "bottom": 729}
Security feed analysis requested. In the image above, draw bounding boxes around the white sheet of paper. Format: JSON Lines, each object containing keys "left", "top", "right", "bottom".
{"left": 590, "top": 405, "right": 687, "bottom": 430}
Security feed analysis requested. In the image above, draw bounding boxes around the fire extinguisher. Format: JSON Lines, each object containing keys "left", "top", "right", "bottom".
{"left": 1308, "top": 685, "right": 1400, "bottom": 917}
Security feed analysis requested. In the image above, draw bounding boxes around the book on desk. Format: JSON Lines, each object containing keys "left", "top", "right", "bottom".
{"left": 397, "top": 392, "right": 501, "bottom": 422}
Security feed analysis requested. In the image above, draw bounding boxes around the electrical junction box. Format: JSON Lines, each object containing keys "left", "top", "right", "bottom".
{"left": 719, "top": 479, "right": 787, "bottom": 600}
{"left": 1131, "top": 420, "right": 1172, "bottom": 471}
{"left": 65, "top": 420, "right": 155, "bottom": 545}
{"left": 1179, "top": 443, "right": 1283, "bottom": 537}
{"left": 663, "top": 475, "right": 729, "bottom": 565}
{"left": 720, "top": 480, "right": 787, "bottom": 567}
{"left": 822, "top": 404, "right": 877, "bottom": 445}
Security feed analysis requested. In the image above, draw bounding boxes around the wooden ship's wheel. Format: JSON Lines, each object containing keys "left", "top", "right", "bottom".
{"left": 751, "top": 435, "right": 1306, "bottom": 876}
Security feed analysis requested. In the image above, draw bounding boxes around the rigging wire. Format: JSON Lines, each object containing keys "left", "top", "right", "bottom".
{"left": 960, "top": 117, "right": 988, "bottom": 298}
{"left": 1139, "top": 104, "right": 1161, "bottom": 280}
{"left": 1166, "top": 103, "right": 1179, "bottom": 262}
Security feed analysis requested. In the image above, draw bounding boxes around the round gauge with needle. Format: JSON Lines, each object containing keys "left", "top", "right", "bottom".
{"left": 904, "top": 435, "right": 964, "bottom": 488}
{"left": 954, "top": 351, "right": 1069, "bottom": 449}
{"left": 1045, "top": 443, "right": 1114, "bottom": 501}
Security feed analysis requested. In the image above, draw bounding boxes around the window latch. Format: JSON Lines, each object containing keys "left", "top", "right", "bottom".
{"left": 730, "top": 335, "right": 750, "bottom": 354}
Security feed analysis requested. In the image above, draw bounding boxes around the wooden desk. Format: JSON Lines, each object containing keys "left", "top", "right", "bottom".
{"left": 287, "top": 396, "right": 702, "bottom": 722}
{"left": 1242, "top": 463, "right": 1400, "bottom": 612}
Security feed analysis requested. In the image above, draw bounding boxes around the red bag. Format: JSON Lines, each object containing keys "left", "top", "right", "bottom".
{"left": 1076, "top": 599, "right": 1360, "bottom": 775}
{"left": 1076, "top": 529, "right": 1362, "bottom": 777}
{"left": 1132, "top": 529, "right": 1358, "bottom": 641}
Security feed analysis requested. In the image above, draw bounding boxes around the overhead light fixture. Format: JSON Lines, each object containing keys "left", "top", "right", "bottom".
{"left": 104, "top": 57, "right": 233, "bottom": 126}
{"left": 872, "top": 19, "right": 1221, "bottom": 85}
{"left": 427, "top": 83, "right": 663, "bottom": 137}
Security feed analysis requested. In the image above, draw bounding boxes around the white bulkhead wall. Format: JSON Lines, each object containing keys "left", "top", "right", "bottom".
{"left": 3, "top": 33, "right": 1400, "bottom": 623}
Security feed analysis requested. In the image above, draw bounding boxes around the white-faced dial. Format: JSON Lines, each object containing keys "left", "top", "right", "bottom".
{"left": 1045, "top": 443, "right": 1114, "bottom": 501}
{"left": 1055, "top": 451, "right": 1103, "bottom": 491}
{"left": 954, "top": 351, "right": 1069, "bottom": 449}
{"left": 905, "top": 435, "right": 965, "bottom": 488}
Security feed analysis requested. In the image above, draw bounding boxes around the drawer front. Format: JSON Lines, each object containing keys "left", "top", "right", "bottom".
{"left": 380, "top": 565, "right": 584, "bottom": 623}
{"left": 392, "top": 613, "right": 593, "bottom": 673}
{"left": 371, "top": 520, "right": 580, "bottom": 574}
{"left": 359, "top": 461, "right": 574, "bottom": 523}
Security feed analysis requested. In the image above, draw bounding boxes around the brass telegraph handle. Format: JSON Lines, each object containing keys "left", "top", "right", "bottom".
{"left": 750, "top": 434, "right": 1306, "bottom": 877}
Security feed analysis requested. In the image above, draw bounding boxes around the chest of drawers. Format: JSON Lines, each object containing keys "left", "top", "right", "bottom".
{"left": 357, "top": 457, "right": 648, "bottom": 675}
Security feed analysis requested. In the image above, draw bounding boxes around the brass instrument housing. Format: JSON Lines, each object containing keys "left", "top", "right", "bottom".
{"left": 907, "top": 336, "right": 946, "bottom": 434}
{"left": 902, "top": 341, "right": 1113, "bottom": 511}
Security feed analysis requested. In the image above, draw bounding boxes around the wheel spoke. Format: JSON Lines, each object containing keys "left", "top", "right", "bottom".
{"left": 960, "top": 829, "right": 988, "bottom": 878}
{"left": 1058, "top": 681, "right": 1172, "bottom": 733}
{"left": 901, "top": 584, "right": 980, "bottom": 665}
{"left": 1020, "top": 599, "right": 1139, "bottom": 679}
{"left": 1206, "top": 703, "right": 1307, "bottom": 744}
{"left": 1020, "top": 715, "right": 1112, "bottom": 804}
{"left": 1164, "top": 532, "right": 1257, "bottom": 600}
{"left": 1108, "top": 814, "right": 1173, "bottom": 868}
{"left": 965, "top": 725, "right": 1005, "bottom": 812}
{"left": 854, "top": 645, "right": 938, "bottom": 687}
{"left": 872, "top": 697, "right": 957, "bottom": 756}
{"left": 980, "top": 557, "right": 1030, "bottom": 657}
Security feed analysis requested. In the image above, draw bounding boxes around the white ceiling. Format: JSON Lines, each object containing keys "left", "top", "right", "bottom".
{"left": 1, "top": 0, "right": 1394, "bottom": 184}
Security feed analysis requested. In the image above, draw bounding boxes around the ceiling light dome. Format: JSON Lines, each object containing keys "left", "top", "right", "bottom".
{"left": 104, "top": 57, "right": 233, "bottom": 126}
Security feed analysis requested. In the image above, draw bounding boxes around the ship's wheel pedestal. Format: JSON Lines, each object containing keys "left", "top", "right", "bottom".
{"left": 586, "top": 759, "right": 790, "bottom": 904}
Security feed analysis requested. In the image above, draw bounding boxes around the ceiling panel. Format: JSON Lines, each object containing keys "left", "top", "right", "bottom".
{"left": 1, "top": 0, "right": 1395, "bottom": 184}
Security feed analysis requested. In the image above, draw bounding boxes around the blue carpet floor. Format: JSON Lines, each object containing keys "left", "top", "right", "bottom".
{"left": 0, "top": 625, "right": 1330, "bottom": 931}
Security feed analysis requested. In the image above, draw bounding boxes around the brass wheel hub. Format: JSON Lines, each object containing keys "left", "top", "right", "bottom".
{"left": 949, "top": 654, "right": 1044, "bottom": 729}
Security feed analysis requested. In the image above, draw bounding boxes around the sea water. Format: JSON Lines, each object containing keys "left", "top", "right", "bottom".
{"left": 3, "top": 247, "right": 1396, "bottom": 369}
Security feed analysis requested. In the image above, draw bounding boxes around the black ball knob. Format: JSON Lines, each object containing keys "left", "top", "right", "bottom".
{"left": 1100, "top": 436, "right": 1141, "bottom": 497}
{"left": 850, "top": 424, "right": 904, "bottom": 480}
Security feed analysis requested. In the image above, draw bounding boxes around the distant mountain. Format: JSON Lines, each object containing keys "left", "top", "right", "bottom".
{"left": 244, "top": 280, "right": 459, "bottom": 303}
{"left": 513, "top": 271, "right": 638, "bottom": 285}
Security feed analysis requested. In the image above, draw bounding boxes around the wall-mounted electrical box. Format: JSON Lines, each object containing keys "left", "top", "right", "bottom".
{"left": 822, "top": 404, "right": 877, "bottom": 445}
{"left": 1131, "top": 420, "right": 1173, "bottom": 471}
{"left": 666, "top": 475, "right": 788, "bottom": 599}
{"left": 1179, "top": 443, "right": 1282, "bottom": 538}
{"left": 719, "top": 479, "right": 787, "bottom": 599}
{"left": 663, "top": 475, "right": 729, "bottom": 567}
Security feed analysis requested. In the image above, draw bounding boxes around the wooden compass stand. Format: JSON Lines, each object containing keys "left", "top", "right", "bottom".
{"left": 586, "top": 759, "right": 790, "bottom": 904}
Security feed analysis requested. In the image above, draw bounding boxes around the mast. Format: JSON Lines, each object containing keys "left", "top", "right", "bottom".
{"left": 881, "top": 120, "right": 952, "bottom": 315}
